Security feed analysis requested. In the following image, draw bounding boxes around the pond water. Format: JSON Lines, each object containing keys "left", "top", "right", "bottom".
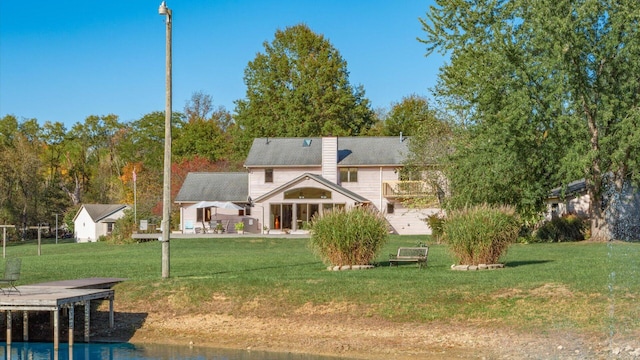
{"left": 0, "top": 343, "right": 346, "bottom": 360}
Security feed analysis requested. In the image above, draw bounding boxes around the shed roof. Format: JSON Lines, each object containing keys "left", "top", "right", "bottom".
{"left": 75, "top": 204, "right": 129, "bottom": 223}
{"left": 175, "top": 172, "right": 249, "bottom": 203}
{"left": 244, "top": 137, "right": 409, "bottom": 167}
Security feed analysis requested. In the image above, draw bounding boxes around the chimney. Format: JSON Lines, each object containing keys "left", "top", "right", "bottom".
{"left": 322, "top": 137, "right": 338, "bottom": 184}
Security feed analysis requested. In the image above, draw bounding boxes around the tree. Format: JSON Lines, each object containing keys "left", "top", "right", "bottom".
{"left": 0, "top": 116, "right": 46, "bottom": 230}
{"left": 420, "top": 0, "right": 640, "bottom": 239}
{"left": 233, "top": 24, "right": 375, "bottom": 156}
{"left": 118, "top": 111, "right": 184, "bottom": 173}
{"left": 63, "top": 114, "right": 125, "bottom": 205}
{"left": 184, "top": 91, "right": 214, "bottom": 123}
{"left": 175, "top": 92, "right": 233, "bottom": 162}
{"left": 392, "top": 95, "right": 453, "bottom": 208}
{"left": 383, "top": 95, "right": 435, "bottom": 136}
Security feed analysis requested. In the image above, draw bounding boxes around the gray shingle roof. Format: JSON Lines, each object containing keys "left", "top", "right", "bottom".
{"left": 244, "top": 137, "right": 409, "bottom": 167}
{"left": 79, "top": 204, "right": 129, "bottom": 222}
{"left": 175, "top": 172, "right": 248, "bottom": 202}
{"left": 549, "top": 179, "right": 587, "bottom": 199}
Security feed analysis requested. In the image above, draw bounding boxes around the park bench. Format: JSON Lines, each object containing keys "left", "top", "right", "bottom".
{"left": 389, "top": 247, "right": 429, "bottom": 268}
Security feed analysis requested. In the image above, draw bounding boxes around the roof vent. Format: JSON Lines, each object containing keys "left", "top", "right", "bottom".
{"left": 302, "top": 139, "right": 312, "bottom": 147}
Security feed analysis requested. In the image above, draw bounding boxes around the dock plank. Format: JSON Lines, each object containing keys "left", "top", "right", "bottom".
{"left": 28, "top": 277, "right": 126, "bottom": 289}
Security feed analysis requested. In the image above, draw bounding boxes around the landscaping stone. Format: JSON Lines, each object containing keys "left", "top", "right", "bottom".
{"left": 327, "top": 265, "right": 375, "bottom": 271}
{"left": 451, "top": 263, "right": 505, "bottom": 271}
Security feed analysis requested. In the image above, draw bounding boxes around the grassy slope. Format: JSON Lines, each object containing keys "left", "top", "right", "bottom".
{"left": 5, "top": 236, "right": 639, "bottom": 336}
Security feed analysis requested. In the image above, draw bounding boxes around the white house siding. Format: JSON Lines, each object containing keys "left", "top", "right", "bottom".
{"left": 74, "top": 205, "right": 128, "bottom": 242}
{"left": 180, "top": 205, "right": 242, "bottom": 234}
{"left": 75, "top": 209, "right": 97, "bottom": 242}
{"left": 339, "top": 166, "right": 431, "bottom": 235}
{"left": 248, "top": 166, "right": 434, "bottom": 235}
{"left": 248, "top": 166, "right": 322, "bottom": 200}
{"left": 546, "top": 194, "right": 591, "bottom": 221}
{"left": 255, "top": 177, "right": 360, "bottom": 233}
{"left": 386, "top": 205, "right": 439, "bottom": 235}
{"left": 340, "top": 167, "right": 395, "bottom": 210}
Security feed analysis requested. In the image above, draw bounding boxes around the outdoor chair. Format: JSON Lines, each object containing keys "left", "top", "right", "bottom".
{"left": 0, "top": 258, "right": 21, "bottom": 295}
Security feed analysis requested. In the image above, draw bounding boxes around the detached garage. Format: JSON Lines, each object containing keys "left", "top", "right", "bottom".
{"left": 73, "top": 204, "right": 130, "bottom": 242}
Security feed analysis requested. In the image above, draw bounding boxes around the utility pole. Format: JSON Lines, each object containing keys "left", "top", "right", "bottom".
{"left": 158, "top": 1, "right": 172, "bottom": 278}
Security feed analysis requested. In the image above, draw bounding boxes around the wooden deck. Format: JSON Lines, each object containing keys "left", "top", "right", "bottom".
{"left": 0, "top": 277, "right": 125, "bottom": 350}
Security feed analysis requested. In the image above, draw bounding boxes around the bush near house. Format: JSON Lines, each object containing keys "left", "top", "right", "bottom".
{"left": 442, "top": 204, "right": 521, "bottom": 265}
{"left": 426, "top": 213, "right": 445, "bottom": 243}
{"left": 534, "top": 214, "right": 587, "bottom": 243}
{"left": 309, "top": 206, "right": 388, "bottom": 266}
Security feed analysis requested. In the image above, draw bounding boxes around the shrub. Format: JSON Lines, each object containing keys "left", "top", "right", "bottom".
{"left": 309, "top": 206, "right": 389, "bottom": 266}
{"left": 106, "top": 209, "right": 138, "bottom": 244}
{"left": 425, "top": 213, "right": 445, "bottom": 243}
{"left": 534, "top": 214, "right": 587, "bottom": 242}
{"left": 442, "top": 204, "right": 520, "bottom": 265}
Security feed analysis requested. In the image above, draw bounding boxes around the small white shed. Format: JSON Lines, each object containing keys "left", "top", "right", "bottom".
{"left": 73, "top": 204, "right": 130, "bottom": 243}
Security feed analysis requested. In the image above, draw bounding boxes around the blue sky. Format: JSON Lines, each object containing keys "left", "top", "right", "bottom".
{"left": 0, "top": 0, "right": 445, "bottom": 129}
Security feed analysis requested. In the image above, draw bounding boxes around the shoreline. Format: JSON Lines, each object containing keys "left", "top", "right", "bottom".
{"left": 93, "top": 307, "right": 639, "bottom": 360}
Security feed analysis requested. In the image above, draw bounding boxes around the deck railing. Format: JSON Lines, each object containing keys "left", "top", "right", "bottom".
{"left": 382, "top": 180, "right": 433, "bottom": 198}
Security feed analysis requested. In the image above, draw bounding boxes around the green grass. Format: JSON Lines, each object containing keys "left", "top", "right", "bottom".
{"left": 3, "top": 236, "right": 639, "bottom": 336}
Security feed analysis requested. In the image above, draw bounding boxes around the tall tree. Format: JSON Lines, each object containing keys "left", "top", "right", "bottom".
{"left": 0, "top": 117, "right": 45, "bottom": 229}
{"left": 63, "top": 114, "right": 125, "bottom": 204}
{"left": 420, "top": 0, "right": 640, "bottom": 238}
{"left": 401, "top": 100, "right": 452, "bottom": 208}
{"left": 383, "top": 95, "right": 435, "bottom": 136}
{"left": 118, "top": 111, "right": 185, "bottom": 217}
{"left": 173, "top": 118, "right": 231, "bottom": 163}
{"left": 184, "top": 91, "right": 214, "bottom": 123}
{"left": 234, "top": 24, "right": 375, "bottom": 156}
{"left": 175, "top": 92, "right": 234, "bottom": 162}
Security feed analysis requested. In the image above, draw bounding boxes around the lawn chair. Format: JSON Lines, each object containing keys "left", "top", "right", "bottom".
{"left": 0, "top": 258, "right": 21, "bottom": 295}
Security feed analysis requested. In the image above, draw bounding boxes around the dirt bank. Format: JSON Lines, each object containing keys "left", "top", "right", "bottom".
{"left": 91, "top": 304, "right": 639, "bottom": 359}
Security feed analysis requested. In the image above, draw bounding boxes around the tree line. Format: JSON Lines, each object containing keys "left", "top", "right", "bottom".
{"left": 3, "top": 1, "right": 640, "bottom": 243}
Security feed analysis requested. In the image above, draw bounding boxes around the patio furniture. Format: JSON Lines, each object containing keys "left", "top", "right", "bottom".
{"left": 0, "top": 258, "right": 22, "bottom": 295}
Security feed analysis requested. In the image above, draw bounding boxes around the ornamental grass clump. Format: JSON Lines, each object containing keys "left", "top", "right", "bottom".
{"left": 442, "top": 204, "right": 521, "bottom": 265}
{"left": 309, "top": 207, "right": 389, "bottom": 266}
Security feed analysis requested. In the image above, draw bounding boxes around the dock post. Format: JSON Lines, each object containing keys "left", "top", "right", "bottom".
{"left": 84, "top": 301, "right": 90, "bottom": 342}
{"left": 6, "top": 310, "right": 11, "bottom": 346}
{"left": 22, "top": 311, "right": 28, "bottom": 341}
{"left": 69, "top": 305, "right": 75, "bottom": 347}
{"left": 109, "top": 297, "right": 114, "bottom": 328}
{"left": 53, "top": 308, "right": 59, "bottom": 350}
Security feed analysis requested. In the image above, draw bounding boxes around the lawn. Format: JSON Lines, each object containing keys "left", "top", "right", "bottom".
{"left": 4, "top": 236, "right": 639, "bottom": 337}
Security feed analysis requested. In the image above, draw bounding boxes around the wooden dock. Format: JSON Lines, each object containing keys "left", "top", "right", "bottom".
{"left": 0, "top": 277, "right": 125, "bottom": 350}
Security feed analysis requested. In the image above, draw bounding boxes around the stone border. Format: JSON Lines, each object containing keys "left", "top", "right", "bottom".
{"left": 327, "top": 265, "right": 375, "bottom": 271}
{"left": 451, "top": 264, "right": 505, "bottom": 271}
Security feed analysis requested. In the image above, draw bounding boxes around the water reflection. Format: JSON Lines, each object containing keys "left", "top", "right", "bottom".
{"left": 1, "top": 343, "right": 345, "bottom": 360}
